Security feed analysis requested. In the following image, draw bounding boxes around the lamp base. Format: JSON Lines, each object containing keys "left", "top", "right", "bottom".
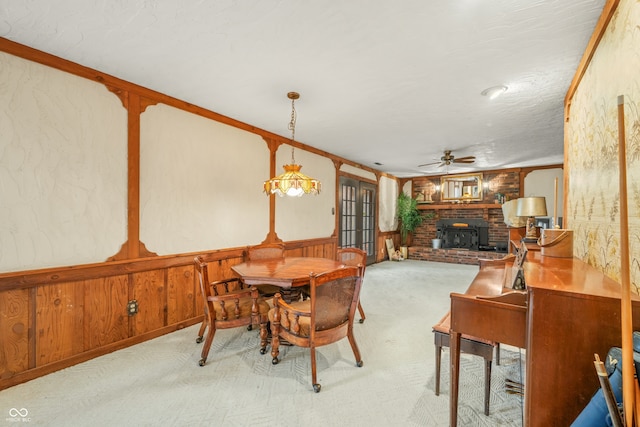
{"left": 523, "top": 216, "right": 538, "bottom": 242}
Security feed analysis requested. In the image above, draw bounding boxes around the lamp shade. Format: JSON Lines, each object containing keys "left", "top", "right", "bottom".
{"left": 516, "top": 197, "right": 547, "bottom": 217}
{"left": 264, "top": 164, "right": 321, "bottom": 197}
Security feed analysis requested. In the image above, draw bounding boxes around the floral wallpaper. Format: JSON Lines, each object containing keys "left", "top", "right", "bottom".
{"left": 566, "top": 0, "right": 640, "bottom": 294}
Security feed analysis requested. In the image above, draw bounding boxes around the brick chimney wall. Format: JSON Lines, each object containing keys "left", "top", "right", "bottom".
{"left": 408, "top": 169, "right": 522, "bottom": 263}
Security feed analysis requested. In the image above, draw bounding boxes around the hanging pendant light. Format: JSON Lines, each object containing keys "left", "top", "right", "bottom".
{"left": 263, "top": 92, "right": 321, "bottom": 197}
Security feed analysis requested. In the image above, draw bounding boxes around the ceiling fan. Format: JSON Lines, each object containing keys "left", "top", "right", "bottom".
{"left": 418, "top": 150, "right": 476, "bottom": 168}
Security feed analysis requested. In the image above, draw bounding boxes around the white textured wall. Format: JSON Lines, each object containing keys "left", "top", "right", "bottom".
{"left": 524, "top": 168, "right": 564, "bottom": 219}
{"left": 140, "top": 104, "right": 270, "bottom": 253}
{"left": 0, "top": 52, "right": 127, "bottom": 272}
{"left": 274, "top": 145, "right": 336, "bottom": 241}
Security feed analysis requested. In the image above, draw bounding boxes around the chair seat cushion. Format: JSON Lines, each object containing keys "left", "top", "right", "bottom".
{"left": 211, "top": 297, "right": 270, "bottom": 321}
{"left": 432, "top": 311, "right": 495, "bottom": 346}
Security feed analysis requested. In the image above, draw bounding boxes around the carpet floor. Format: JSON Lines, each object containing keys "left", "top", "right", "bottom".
{"left": 0, "top": 260, "right": 524, "bottom": 426}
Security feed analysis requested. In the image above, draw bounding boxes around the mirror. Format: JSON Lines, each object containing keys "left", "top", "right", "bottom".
{"left": 440, "top": 173, "right": 483, "bottom": 202}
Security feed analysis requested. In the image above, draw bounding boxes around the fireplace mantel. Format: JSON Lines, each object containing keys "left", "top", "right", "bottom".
{"left": 418, "top": 203, "right": 504, "bottom": 210}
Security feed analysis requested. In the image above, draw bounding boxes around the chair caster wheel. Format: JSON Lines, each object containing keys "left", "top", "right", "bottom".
{"left": 247, "top": 325, "right": 253, "bottom": 331}
{"left": 313, "top": 384, "right": 321, "bottom": 393}
{"left": 356, "top": 360, "right": 363, "bottom": 367}
{"left": 198, "top": 359, "right": 206, "bottom": 366}
{"left": 260, "top": 348, "right": 267, "bottom": 355}
{"left": 358, "top": 319, "right": 365, "bottom": 324}
{"left": 196, "top": 336, "right": 203, "bottom": 344}
{"left": 272, "top": 358, "right": 279, "bottom": 365}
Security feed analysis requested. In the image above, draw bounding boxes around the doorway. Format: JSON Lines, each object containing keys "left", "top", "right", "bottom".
{"left": 339, "top": 176, "right": 376, "bottom": 264}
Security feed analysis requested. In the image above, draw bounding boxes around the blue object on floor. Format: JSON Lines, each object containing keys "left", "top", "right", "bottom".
{"left": 570, "top": 365, "right": 622, "bottom": 427}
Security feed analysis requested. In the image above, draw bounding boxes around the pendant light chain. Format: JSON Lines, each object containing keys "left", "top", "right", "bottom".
{"left": 288, "top": 92, "right": 298, "bottom": 164}
{"left": 263, "top": 91, "right": 320, "bottom": 197}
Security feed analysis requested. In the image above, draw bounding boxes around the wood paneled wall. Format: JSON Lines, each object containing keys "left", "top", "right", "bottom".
{"left": 0, "top": 238, "right": 336, "bottom": 390}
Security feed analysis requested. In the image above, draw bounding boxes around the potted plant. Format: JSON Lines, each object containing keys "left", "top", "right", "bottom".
{"left": 397, "top": 191, "right": 425, "bottom": 259}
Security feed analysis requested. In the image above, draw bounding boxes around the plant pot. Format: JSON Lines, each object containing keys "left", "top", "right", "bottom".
{"left": 400, "top": 246, "right": 408, "bottom": 260}
{"left": 432, "top": 239, "right": 442, "bottom": 249}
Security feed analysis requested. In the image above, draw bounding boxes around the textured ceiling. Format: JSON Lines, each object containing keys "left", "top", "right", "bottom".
{"left": 0, "top": 0, "right": 606, "bottom": 177}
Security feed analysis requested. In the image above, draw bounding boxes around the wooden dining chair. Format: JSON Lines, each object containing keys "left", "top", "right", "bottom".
{"left": 336, "top": 247, "right": 367, "bottom": 323}
{"left": 194, "top": 256, "right": 270, "bottom": 366}
{"left": 268, "top": 265, "right": 364, "bottom": 392}
{"left": 246, "top": 243, "right": 286, "bottom": 297}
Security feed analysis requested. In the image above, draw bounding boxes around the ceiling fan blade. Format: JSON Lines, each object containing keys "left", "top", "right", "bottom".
{"left": 453, "top": 158, "right": 475, "bottom": 164}
{"left": 417, "top": 161, "right": 440, "bottom": 167}
{"left": 454, "top": 156, "right": 476, "bottom": 162}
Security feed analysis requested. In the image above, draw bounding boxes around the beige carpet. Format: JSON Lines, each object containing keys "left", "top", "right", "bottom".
{"left": 0, "top": 260, "right": 524, "bottom": 426}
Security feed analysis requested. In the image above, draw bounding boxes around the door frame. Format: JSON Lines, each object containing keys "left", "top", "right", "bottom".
{"left": 338, "top": 176, "right": 377, "bottom": 264}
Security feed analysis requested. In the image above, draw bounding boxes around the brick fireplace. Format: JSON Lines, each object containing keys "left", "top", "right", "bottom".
{"left": 408, "top": 205, "right": 509, "bottom": 265}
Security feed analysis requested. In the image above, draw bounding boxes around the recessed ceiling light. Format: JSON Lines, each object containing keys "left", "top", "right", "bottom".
{"left": 481, "top": 85, "right": 508, "bottom": 100}
{"left": 374, "top": 162, "right": 383, "bottom": 165}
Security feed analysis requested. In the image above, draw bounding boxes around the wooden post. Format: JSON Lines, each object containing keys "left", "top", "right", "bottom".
{"left": 617, "top": 95, "right": 635, "bottom": 427}
{"left": 553, "top": 177, "right": 558, "bottom": 228}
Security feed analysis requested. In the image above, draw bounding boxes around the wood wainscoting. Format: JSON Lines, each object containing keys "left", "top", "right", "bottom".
{"left": 0, "top": 238, "right": 337, "bottom": 390}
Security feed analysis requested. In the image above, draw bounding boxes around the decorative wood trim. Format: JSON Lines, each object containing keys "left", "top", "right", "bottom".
{"left": 108, "top": 241, "right": 158, "bottom": 262}
{"left": 139, "top": 96, "right": 159, "bottom": 113}
{"left": 127, "top": 93, "right": 142, "bottom": 258}
{"left": 564, "top": 0, "right": 620, "bottom": 113}
{"left": 338, "top": 170, "right": 377, "bottom": 185}
{"left": 0, "top": 249, "right": 245, "bottom": 291}
{"left": 263, "top": 136, "right": 283, "bottom": 244}
{"left": 105, "top": 85, "right": 128, "bottom": 108}
{"left": 0, "top": 239, "right": 338, "bottom": 292}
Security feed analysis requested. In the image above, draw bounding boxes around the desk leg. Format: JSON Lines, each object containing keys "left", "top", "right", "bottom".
{"left": 450, "top": 330, "right": 461, "bottom": 427}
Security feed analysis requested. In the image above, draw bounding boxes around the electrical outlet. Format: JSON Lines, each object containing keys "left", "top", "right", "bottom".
{"left": 127, "top": 300, "right": 138, "bottom": 316}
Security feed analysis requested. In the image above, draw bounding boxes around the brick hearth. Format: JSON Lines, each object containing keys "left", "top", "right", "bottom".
{"left": 408, "top": 246, "right": 507, "bottom": 265}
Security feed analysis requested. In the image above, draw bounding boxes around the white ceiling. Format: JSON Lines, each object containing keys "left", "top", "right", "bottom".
{"left": 0, "top": 0, "right": 606, "bottom": 177}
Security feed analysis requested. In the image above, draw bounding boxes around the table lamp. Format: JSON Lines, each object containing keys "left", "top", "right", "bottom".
{"left": 516, "top": 196, "right": 547, "bottom": 242}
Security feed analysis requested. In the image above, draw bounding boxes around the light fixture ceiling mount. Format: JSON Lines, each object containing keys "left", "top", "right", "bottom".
{"left": 263, "top": 92, "right": 321, "bottom": 197}
{"left": 481, "top": 85, "right": 508, "bottom": 100}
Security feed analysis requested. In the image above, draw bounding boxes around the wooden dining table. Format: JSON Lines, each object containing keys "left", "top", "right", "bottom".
{"left": 232, "top": 256, "right": 345, "bottom": 302}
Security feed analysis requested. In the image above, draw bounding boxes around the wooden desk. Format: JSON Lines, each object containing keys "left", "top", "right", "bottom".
{"left": 232, "top": 257, "right": 344, "bottom": 301}
{"left": 449, "top": 251, "right": 640, "bottom": 426}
